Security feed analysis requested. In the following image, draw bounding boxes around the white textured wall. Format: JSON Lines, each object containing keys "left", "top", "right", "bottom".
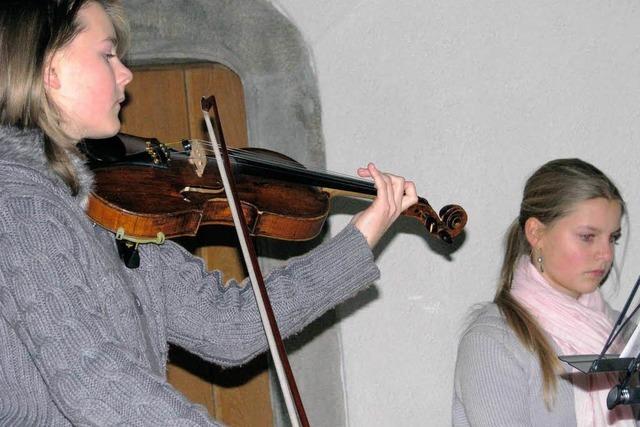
{"left": 271, "top": 1, "right": 640, "bottom": 425}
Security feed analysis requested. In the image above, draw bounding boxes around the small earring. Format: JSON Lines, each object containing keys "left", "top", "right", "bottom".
{"left": 536, "top": 255, "right": 544, "bottom": 273}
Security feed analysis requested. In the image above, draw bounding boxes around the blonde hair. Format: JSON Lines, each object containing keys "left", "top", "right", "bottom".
{"left": 495, "top": 158, "right": 624, "bottom": 407}
{"left": 0, "top": 0, "right": 129, "bottom": 194}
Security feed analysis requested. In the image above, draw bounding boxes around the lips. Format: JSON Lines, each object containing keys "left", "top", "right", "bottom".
{"left": 586, "top": 269, "right": 606, "bottom": 278}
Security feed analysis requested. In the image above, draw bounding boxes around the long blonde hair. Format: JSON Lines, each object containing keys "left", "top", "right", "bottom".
{"left": 495, "top": 158, "right": 624, "bottom": 407}
{"left": 0, "top": 0, "right": 129, "bottom": 194}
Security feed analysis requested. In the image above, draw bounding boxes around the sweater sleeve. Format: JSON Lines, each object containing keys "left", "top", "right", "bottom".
{"left": 155, "top": 223, "right": 380, "bottom": 367}
{"left": 453, "top": 325, "right": 533, "bottom": 427}
{"left": 0, "top": 189, "right": 221, "bottom": 426}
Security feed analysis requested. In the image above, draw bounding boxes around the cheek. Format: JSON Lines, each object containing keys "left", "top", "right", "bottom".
{"left": 69, "top": 71, "right": 119, "bottom": 138}
{"left": 85, "top": 69, "right": 115, "bottom": 105}
{"left": 562, "top": 248, "right": 585, "bottom": 263}
{"left": 550, "top": 242, "right": 589, "bottom": 276}
{"left": 59, "top": 62, "right": 110, "bottom": 104}
{"left": 73, "top": 71, "right": 116, "bottom": 118}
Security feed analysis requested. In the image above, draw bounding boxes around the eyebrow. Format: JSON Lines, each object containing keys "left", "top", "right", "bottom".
{"left": 580, "top": 225, "right": 622, "bottom": 234}
{"left": 101, "top": 36, "right": 118, "bottom": 46}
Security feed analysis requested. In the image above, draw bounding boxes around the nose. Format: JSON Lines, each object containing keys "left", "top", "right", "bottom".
{"left": 117, "top": 60, "right": 133, "bottom": 87}
{"left": 597, "top": 240, "right": 615, "bottom": 263}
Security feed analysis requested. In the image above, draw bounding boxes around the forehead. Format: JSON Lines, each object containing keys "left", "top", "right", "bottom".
{"left": 75, "top": 2, "right": 116, "bottom": 40}
{"left": 556, "top": 198, "right": 622, "bottom": 229}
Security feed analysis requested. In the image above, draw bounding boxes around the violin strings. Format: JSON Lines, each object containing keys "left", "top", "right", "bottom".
{"left": 161, "top": 139, "right": 376, "bottom": 192}
{"left": 149, "top": 139, "right": 443, "bottom": 229}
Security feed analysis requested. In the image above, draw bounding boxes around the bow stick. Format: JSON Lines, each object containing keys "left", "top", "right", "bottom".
{"left": 201, "top": 96, "right": 309, "bottom": 427}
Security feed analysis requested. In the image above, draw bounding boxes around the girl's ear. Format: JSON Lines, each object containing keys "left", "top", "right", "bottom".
{"left": 524, "top": 217, "right": 546, "bottom": 249}
{"left": 43, "top": 57, "right": 61, "bottom": 90}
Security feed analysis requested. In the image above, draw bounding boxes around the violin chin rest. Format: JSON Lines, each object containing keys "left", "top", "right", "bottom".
{"left": 81, "top": 135, "right": 127, "bottom": 163}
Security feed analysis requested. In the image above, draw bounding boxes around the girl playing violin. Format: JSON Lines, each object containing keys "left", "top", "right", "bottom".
{"left": 0, "top": 1, "right": 417, "bottom": 425}
{"left": 453, "top": 158, "right": 635, "bottom": 426}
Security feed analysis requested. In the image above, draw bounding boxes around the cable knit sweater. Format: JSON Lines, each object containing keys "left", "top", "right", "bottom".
{"left": 0, "top": 126, "right": 380, "bottom": 426}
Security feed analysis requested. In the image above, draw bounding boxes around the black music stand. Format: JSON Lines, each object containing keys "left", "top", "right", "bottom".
{"left": 558, "top": 275, "right": 640, "bottom": 409}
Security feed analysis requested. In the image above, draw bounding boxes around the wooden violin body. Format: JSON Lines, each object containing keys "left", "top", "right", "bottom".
{"left": 83, "top": 133, "right": 467, "bottom": 244}
{"left": 88, "top": 146, "right": 330, "bottom": 242}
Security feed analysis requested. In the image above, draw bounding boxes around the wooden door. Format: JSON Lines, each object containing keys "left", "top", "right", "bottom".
{"left": 119, "top": 63, "right": 273, "bottom": 426}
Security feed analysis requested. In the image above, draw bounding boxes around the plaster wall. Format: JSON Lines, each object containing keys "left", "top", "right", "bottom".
{"left": 272, "top": 1, "right": 640, "bottom": 425}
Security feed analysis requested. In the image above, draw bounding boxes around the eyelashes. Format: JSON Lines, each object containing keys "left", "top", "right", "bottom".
{"left": 577, "top": 233, "right": 621, "bottom": 244}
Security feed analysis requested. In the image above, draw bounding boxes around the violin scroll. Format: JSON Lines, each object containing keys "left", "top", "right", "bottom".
{"left": 439, "top": 204, "right": 467, "bottom": 239}
{"left": 403, "top": 198, "right": 467, "bottom": 244}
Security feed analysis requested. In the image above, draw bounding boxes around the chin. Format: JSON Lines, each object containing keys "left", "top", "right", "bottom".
{"left": 578, "top": 283, "right": 601, "bottom": 295}
{"left": 85, "top": 123, "right": 121, "bottom": 140}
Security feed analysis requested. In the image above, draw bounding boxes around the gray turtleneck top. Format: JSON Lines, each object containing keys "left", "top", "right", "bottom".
{"left": 0, "top": 126, "right": 380, "bottom": 426}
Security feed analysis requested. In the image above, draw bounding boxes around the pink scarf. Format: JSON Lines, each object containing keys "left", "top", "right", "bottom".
{"left": 510, "top": 256, "right": 635, "bottom": 426}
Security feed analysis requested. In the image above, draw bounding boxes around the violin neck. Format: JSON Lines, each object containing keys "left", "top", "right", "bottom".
{"left": 231, "top": 155, "right": 377, "bottom": 196}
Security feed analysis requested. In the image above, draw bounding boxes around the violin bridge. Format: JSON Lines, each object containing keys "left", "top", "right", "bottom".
{"left": 182, "top": 139, "right": 207, "bottom": 178}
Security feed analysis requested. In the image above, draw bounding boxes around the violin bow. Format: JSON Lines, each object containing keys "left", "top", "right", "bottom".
{"left": 201, "top": 96, "right": 309, "bottom": 427}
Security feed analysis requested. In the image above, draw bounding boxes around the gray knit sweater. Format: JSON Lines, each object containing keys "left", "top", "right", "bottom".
{"left": 0, "top": 126, "right": 380, "bottom": 426}
{"left": 452, "top": 303, "right": 578, "bottom": 426}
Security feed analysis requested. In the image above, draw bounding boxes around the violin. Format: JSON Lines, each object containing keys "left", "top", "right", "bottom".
{"left": 81, "top": 134, "right": 467, "bottom": 246}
